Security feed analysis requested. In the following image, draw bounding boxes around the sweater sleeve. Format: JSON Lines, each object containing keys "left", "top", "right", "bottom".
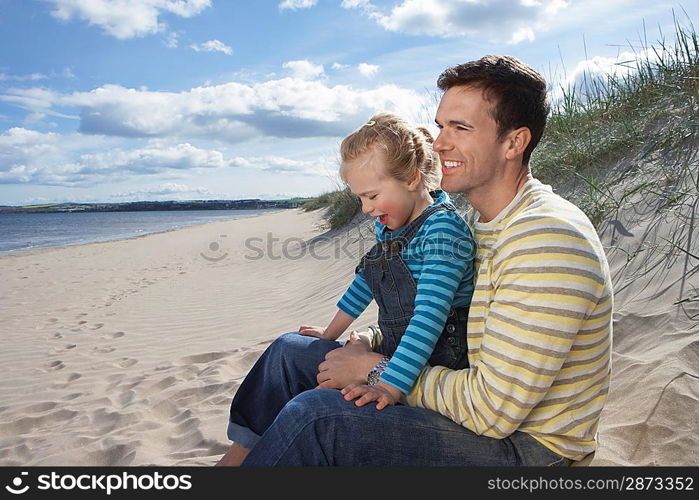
{"left": 380, "top": 211, "right": 475, "bottom": 394}
{"left": 404, "top": 216, "right": 609, "bottom": 437}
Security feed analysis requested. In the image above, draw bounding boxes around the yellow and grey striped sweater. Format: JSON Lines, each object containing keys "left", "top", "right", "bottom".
{"left": 405, "top": 178, "right": 613, "bottom": 461}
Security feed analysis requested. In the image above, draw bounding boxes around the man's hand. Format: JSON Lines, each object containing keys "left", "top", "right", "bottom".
{"left": 341, "top": 381, "right": 402, "bottom": 410}
{"left": 315, "top": 341, "right": 382, "bottom": 390}
{"left": 298, "top": 325, "right": 326, "bottom": 338}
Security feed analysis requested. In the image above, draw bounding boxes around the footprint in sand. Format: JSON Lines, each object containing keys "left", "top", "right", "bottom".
{"left": 116, "top": 358, "right": 138, "bottom": 368}
{"left": 102, "top": 331, "right": 125, "bottom": 340}
{"left": 176, "top": 352, "right": 230, "bottom": 365}
{"left": 117, "top": 390, "right": 136, "bottom": 406}
{"left": 44, "top": 360, "right": 65, "bottom": 371}
{"left": 22, "top": 401, "right": 58, "bottom": 413}
{"left": 92, "top": 346, "right": 117, "bottom": 354}
{"left": 51, "top": 372, "right": 81, "bottom": 389}
{"left": 48, "top": 344, "right": 77, "bottom": 356}
{"left": 90, "top": 323, "right": 104, "bottom": 330}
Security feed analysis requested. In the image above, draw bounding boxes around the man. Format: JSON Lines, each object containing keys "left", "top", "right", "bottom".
{"left": 217, "top": 55, "right": 612, "bottom": 466}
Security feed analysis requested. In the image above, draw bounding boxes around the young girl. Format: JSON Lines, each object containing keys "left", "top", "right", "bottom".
{"left": 298, "top": 112, "right": 475, "bottom": 409}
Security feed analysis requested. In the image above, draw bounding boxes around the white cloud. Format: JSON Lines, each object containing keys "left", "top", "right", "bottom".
{"left": 1, "top": 74, "right": 425, "bottom": 142}
{"left": 331, "top": 62, "right": 350, "bottom": 70}
{"left": 283, "top": 60, "right": 325, "bottom": 80}
{"left": 112, "top": 182, "right": 212, "bottom": 200}
{"left": 0, "top": 129, "right": 231, "bottom": 186}
{"left": 341, "top": 0, "right": 374, "bottom": 11}
{"left": 0, "top": 73, "right": 47, "bottom": 82}
{"left": 46, "top": 0, "right": 211, "bottom": 39}
{"left": 164, "top": 31, "right": 179, "bottom": 48}
{"left": 0, "top": 87, "right": 77, "bottom": 121}
{"left": 229, "top": 155, "right": 333, "bottom": 175}
{"left": 358, "top": 63, "right": 379, "bottom": 78}
{"left": 0, "top": 126, "right": 336, "bottom": 186}
{"left": 60, "top": 68, "right": 77, "bottom": 79}
{"left": 341, "top": 0, "right": 569, "bottom": 43}
{"left": 190, "top": 39, "right": 233, "bottom": 55}
{"left": 279, "top": 0, "right": 318, "bottom": 11}
{"left": 76, "top": 143, "right": 231, "bottom": 172}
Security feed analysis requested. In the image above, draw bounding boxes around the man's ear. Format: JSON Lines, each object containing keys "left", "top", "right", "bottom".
{"left": 504, "top": 127, "right": 532, "bottom": 161}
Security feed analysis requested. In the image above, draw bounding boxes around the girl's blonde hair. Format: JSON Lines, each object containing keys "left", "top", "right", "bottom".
{"left": 339, "top": 112, "right": 441, "bottom": 191}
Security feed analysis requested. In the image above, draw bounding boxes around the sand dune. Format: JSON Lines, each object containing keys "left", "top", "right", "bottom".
{"left": 591, "top": 192, "right": 699, "bottom": 466}
{"left": 0, "top": 200, "right": 696, "bottom": 465}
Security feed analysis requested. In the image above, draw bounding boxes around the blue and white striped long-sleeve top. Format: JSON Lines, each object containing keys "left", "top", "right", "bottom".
{"left": 337, "top": 191, "right": 475, "bottom": 394}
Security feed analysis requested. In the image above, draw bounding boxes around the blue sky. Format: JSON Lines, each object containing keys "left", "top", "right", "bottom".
{"left": 0, "top": 0, "right": 695, "bottom": 205}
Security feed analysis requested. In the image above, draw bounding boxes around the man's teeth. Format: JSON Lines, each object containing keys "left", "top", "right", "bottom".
{"left": 443, "top": 161, "right": 462, "bottom": 168}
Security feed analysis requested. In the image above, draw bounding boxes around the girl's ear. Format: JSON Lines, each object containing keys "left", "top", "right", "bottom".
{"left": 504, "top": 127, "right": 532, "bottom": 161}
{"left": 406, "top": 170, "right": 423, "bottom": 191}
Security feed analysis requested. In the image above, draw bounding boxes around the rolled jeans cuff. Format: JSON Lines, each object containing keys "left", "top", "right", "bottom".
{"left": 227, "top": 420, "right": 261, "bottom": 450}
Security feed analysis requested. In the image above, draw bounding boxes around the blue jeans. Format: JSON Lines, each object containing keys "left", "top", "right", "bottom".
{"left": 227, "top": 333, "right": 572, "bottom": 466}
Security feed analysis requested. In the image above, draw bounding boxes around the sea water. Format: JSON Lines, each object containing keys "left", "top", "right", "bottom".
{"left": 0, "top": 209, "right": 281, "bottom": 255}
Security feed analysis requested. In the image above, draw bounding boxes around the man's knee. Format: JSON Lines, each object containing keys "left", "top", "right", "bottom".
{"left": 285, "top": 389, "right": 347, "bottom": 420}
{"left": 268, "top": 332, "right": 309, "bottom": 357}
{"left": 273, "top": 332, "right": 340, "bottom": 365}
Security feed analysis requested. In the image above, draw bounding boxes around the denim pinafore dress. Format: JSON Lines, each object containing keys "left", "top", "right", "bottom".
{"left": 356, "top": 201, "right": 470, "bottom": 370}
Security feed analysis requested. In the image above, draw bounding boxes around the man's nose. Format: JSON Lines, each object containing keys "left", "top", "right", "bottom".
{"left": 433, "top": 130, "right": 451, "bottom": 153}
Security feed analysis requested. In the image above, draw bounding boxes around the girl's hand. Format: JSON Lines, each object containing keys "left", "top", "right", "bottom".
{"left": 298, "top": 325, "right": 326, "bottom": 338}
{"left": 341, "top": 381, "right": 402, "bottom": 410}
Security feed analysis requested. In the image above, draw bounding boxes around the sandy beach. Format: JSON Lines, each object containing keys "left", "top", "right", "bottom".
{"left": 0, "top": 203, "right": 697, "bottom": 466}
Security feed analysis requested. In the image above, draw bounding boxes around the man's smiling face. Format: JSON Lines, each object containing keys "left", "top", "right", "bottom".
{"left": 433, "top": 85, "right": 510, "bottom": 196}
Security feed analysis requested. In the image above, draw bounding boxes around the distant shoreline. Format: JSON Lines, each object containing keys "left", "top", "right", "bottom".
{"left": 0, "top": 198, "right": 309, "bottom": 214}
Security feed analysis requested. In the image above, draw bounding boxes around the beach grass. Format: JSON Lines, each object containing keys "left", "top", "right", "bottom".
{"left": 534, "top": 10, "right": 698, "bottom": 227}
{"left": 302, "top": 187, "right": 361, "bottom": 230}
